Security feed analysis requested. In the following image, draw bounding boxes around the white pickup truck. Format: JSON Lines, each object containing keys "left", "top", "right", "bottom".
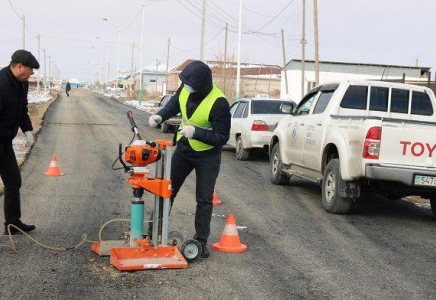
{"left": 270, "top": 80, "right": 436, "bottom": 217}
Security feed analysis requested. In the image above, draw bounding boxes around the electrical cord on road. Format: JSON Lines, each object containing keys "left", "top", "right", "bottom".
{"left": 0, "top": 219, "right": 153, "bottom": 254}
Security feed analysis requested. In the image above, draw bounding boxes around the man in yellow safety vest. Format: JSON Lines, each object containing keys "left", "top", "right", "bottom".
{"left": 149, "top": 60, "right": 231, "bottom": 258}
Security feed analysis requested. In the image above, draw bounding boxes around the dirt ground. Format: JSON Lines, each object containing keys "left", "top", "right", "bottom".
{"left": 0, "top": 91, "right": 59, "bottom": 192}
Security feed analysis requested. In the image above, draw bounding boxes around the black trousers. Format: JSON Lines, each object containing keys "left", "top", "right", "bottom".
{"left": 0, "top": 143, "right": 22, "bottom": 226}
{"left": 167, "top": 148, "right": 221, "bottom": 243}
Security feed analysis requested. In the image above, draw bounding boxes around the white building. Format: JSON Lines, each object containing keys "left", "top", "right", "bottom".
{"left": 135, "top": 61, "right": 168, "bottom": 95}
{"left": 281, "top": 59, "right": 431, "bottom": 103}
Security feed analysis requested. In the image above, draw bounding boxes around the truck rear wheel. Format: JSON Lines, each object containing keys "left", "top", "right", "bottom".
{"left": 322, "top": 159, "right": 353, "bottom": 214}
{"left": 430, "top": 198, "right": 436, "bottom": 218}
{"left": 270, "top": 143, "right": 289, "bottom": 185}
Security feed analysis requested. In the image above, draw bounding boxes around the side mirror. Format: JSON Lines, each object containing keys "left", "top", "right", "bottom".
{"left": 280, "top": 103, "right": 294, "bottom": 114}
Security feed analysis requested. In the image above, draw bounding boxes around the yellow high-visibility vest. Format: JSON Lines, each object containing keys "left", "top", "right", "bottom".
{"left": 177, "top": 84, "right": 225, "bottom": 151}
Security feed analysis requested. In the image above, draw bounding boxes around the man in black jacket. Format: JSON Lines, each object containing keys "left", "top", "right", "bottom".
{"left": 148, "top": 60, "right": 230, "bottom": 257}
{"left": 0, "top": 50, "right": 39, "bottom": 235}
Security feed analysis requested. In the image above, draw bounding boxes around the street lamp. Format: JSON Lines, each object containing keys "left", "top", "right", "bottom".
{"left": 103, "top": 18, "right": 121, "bottom": 98}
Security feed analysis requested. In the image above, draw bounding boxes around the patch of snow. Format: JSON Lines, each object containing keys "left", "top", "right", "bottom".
{"left": 68, "top": 78, "right": 81, "bottom": 84}
{"left": 28, "top": 90, "right": 52, "bottom": 104}
{"left": 413, "top": 202, "right": 431, "bottom": 209}
{"left": 137, "top": 61, "right": 167, "bottom": 74}
{"left": 12, "top": 135, "right": 26, "bottom": 146}
{"left": 124, "top": 100, "right": 160, "bottom": 114}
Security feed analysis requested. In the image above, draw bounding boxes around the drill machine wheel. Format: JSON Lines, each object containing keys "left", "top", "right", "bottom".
{"left": 180, "top": 239, "right": 202, "bottom": 263}
{"left": 168, "top": 231, "right": 184, "bottom": 247}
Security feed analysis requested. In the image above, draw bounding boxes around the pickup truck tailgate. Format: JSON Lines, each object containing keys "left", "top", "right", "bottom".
{"left": 379, "top": 124, "right": 436, "bottom": 168}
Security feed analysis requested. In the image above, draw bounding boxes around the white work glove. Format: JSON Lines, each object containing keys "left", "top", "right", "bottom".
{"left": 180, "top": 125, "right": 196, "bottom": 139}
{"left": 24, "top": 131, "right": 34, "bottom": 147}
{"left": 148, "top": 115, "right": 162, "bottom": 128}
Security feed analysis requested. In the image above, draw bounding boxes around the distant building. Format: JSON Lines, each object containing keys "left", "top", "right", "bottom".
{"left": 168, "top": 59, "right": 281, "bottom": 101}
{"left": 135, "top": 61, "right": 168, "bottom": 95}
{"left": 62, "top": 78, "right": 82, "bottom": 89}
{"left": 282, "top": 59, "right": 432, "bottom": 102}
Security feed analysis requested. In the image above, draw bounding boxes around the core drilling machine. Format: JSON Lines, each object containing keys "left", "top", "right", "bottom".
{"left": 92, "top": 111, "right": 202, "bottom": 271}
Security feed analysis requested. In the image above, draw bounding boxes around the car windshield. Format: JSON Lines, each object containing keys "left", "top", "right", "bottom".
{"left": 251, "top": 101, "right": 290, "bottom": 114}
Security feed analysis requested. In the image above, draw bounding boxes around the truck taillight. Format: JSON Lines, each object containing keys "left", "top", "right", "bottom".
{"left": 251, "top": 120, "right": 269, "bottom": 131}
{"left": 362, "top": 127, "right": 382, "bottom": 159}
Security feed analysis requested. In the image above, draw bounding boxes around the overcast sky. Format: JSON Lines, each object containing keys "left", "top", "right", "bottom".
{"left": 1, "top": 0, "right": 435, "bottom": 82}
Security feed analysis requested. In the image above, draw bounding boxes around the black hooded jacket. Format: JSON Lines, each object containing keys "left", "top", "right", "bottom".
{"left": 0, "top": 66, "right": 33, "bottom": 152}
{"left": 156, "top": 61, "right": 230, "bottom": 158}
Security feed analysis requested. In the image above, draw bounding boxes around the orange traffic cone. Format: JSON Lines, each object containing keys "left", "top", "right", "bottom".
{"left": 213, "top": 214, "right": 247, "bottom": 253}
{"left": 212, "top": 192, "right": 222, "bottom": 206}
{"left": 43, "top": 155, "right": 64, "bottom": 177}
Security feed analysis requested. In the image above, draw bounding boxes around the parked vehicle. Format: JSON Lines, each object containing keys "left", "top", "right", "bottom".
{"left": 270, "top": 80, "right": 436, "bottom": 217}
{"left": 228, "top": 97, "right": 296, "bottom": 160}
{"left": 156, "top": 93, "right": 180, "bottom": 132}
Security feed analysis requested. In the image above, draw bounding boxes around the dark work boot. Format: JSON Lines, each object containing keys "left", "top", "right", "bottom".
{"left": 4, "top": 220, "right": 35, "bottom": 235}
{"left": 196, "top": 241, "right": 209, "bottom": 258}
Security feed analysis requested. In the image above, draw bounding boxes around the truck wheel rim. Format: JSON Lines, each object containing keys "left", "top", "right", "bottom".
{"left": 272, "top": 153, "right": 279, "bottom": 175}
{"left": 325, "top": 172, "right": 335, "bottom": 203}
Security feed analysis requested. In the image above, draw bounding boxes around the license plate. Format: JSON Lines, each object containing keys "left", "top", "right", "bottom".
{"left": 414, "top": 175, "right": 436, "bottom": 187}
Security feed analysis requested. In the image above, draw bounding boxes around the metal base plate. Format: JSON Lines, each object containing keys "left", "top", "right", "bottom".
{"left": 91, "top": 240, "right": 129, "bottom": 257}
{"left": 110, "top": 246, "right": 188, "bottom": 271}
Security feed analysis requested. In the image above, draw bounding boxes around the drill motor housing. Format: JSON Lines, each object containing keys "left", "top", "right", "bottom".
{"left": 124, "top": 144, "right": 161, "bottom": 167}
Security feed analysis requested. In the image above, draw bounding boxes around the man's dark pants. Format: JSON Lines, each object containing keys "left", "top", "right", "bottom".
{"left": 170, "top": 149, "right": 221, "bottom": 243}
{"left": 0, "top": 143, "right": 22, "bottom": 226}
{"left": 149, "top": 148, "right": 221, "bottom": 243}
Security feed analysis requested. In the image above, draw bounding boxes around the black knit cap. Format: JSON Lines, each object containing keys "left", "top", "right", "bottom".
{"left": 11, "top": 50, "right": 40, "bottom": 69}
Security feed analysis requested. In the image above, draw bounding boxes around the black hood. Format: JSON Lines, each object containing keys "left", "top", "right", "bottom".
{"left": 179, "top": 60, "right": 213, "bottom": 97}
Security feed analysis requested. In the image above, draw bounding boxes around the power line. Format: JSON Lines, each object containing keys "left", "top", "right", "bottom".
{"left": 248, "top": 0, "right": 296, "bottom": 35}
{"left": 8, "top": 0, "right": 37, "bottom": 38}
{"left": 7, "top": 0, "right": 21, "bottom": 19}
{"left": 228, "top": 0, "right": 289, "bottom": 19}
{"left": 172, "top": 27, "right": 225, "bottom": 52}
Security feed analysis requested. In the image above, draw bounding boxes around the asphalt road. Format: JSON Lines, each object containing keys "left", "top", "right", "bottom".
{"left": 1, "top": 90, "right": 435, "bottom": 300}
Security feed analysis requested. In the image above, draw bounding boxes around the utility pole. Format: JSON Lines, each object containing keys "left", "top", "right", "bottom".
{"left": 43, "top": 49, "right": 47, "bottom": 92}
{"left": 200, "top": 0, "right": 206, "bottom": 60}
{"left": 155, "top": 59, "right": 159, "bottom": 94}
{"left": 37, "top": 35, "right": 41, "bottom": 92}
{"left": 314, "top": 0, "right": 320, "bottom": 86}
{"left": 22, "top": 15, "right": 25, "bottom": 49}
{"left": 223, "top": 23, "right": 228, "bottom": 95}
{"left": 116, "top": 30, "right": 121, "bottom": 97}
{"left": 254, "top": 63, "right": 263, "bottom": 95}
{"left": 131, "top": 42, "right": 135, "bottom": 95}
{"left": 106, "top": 45, "right": 109, "bottom": 87}
{"left": 301, "top": 0, "right": 306, "bottom": 99}
{"left": 281, "top": 29, "right": 289, "bottom": 96}
{"left": 131, "top": 42, "right": 135, "bottom": 77}
{"left": 139, "top": 2, "right": 145, "bottom": 105}
{"left": 166, "top": 37, "right": 170, "bottom": 93}
{"left": 48, "top": 56, "right": 51, "bottom": 90}
{"left": 236, "top": 0, "right": 243, "bottom": 101}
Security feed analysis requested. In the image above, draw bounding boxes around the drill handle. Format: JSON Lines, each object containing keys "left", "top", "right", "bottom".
{"left": 127, "top": 111, "right": 142, "bottom": 140}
